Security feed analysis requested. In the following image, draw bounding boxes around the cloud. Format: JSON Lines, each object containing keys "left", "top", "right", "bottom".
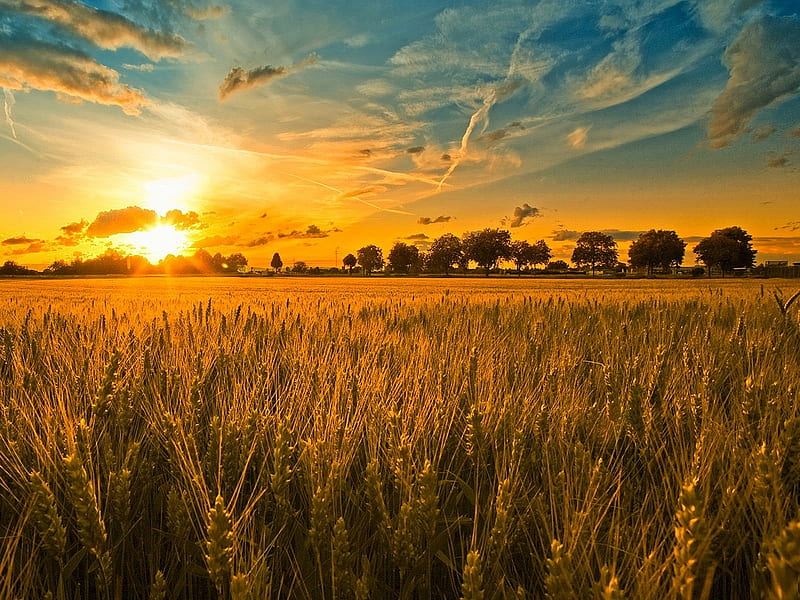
{"left": 86, "top": 206, "right": 158, "bottom": 237}
{"left": 404, "top": 233, "right": 429, "bottom": 240}
{"left": 2, "top": 235, "right": 42, "bottom": 245}
{"left": 751, "top": 124, "right": 776, "bottom": 142}
{"left": 243, "top": 235, "right": 272, "bottom": 247}
{"left": 601, "top": 229, "right": 645, "bottom": 242}
{"left": 767, "top": 150, "right": 791, "bottom": 169}
{"left": 787, "top": 125, "right": 800, "bottom": 138}
{"left": 162, "top": 209, "right": 201, "bottom": 230}
{"left": 0, "top": 36, "right": 148, "bottom": 115}
{"left": 567, "top": 126, "right": 590, "bottom": 149}
{"left": 219, "top": 54, "right": 319, "bottom": 100}
{"left": 775, "top": 221, "right": 800, "bottom": 232}
{"left": 708, "top": 16, "right": 800, "bottom": 149}
{"left": 123, "top": 63, "right": 154, "bottom": 72}
{"left": 3, "top": 87, "right": 16, "bottom": 139}
{"left": 418, "top": 215, "right": 451, "bottom": 225}
{"left": 276, "top": 224, "right": 335, "bottom": 240}
{"left": 191, "top": 235, "right": 238, "bottom": 248}
{"left": 60, "top": 219, "right": 86, "bottom": 234}
{"left": 184, "top": 4, "right": 230, "bottom": 20}
{"left": 551, "top": 229, "right": 580, "bottom": 241}
{"left": 5, "top": 0, "right": 189, "bottom": 60}
{"left": 10, "top": 241, "right": 48, "bottom": 255}
{"left": 406, "top": 146, "right": 425, "bottom": 154}
{"left": 508, "top": 203, "right": 540, "bottom": 228}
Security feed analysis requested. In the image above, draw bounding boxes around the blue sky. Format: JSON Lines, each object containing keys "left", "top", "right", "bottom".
{"left": 1, "top": 0, "right": 799, "bottom": 267}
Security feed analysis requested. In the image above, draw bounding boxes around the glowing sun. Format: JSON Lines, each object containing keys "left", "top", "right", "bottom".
{"left": 126, "top": 225, "right": 190, "bottom": 263}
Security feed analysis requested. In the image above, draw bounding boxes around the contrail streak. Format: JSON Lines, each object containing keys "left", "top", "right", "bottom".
{"left": 285, "top": 173, "right": 414, "bottom": 215}
{"left": 437, "top": 90, "right": 495, "bottom": 191}
{"left": 3, "top": 88, "right": 17, "bottom": 140}
{"left": 436, "top": 26, "right": 534, "bottom": 191}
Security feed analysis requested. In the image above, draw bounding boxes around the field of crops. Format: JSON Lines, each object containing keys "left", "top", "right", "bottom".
{"left": 0, "top": 277, "right": 799, "bottom": 599}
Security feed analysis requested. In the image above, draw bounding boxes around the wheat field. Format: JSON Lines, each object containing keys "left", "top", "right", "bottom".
{"left": 0, "top": 277, "right": 798, "bottom": 599}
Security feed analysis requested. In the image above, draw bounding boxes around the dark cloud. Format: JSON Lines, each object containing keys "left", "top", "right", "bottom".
{"left": 441, "top": 153, "right": 451, "bottom": 161}
{"left": 244, "top": 236, "right": 272, "bottom": 247}
{"left": 751, "top": 124, "right": 776, "bottom": 142}
{"left": 417, "top": 215, "right": 451, "bottom": 225}
{"left": 775, "top": 221, "right": 800, "bottom": 232}
{"left": 276, "top": 224, "right": 334, "bottom": 240}
{"left": 551, "top": 229, "right": 581, "bottom": 241}
{"left": 60, "top": 220, "right": 87, "bottom": 235}
{"left": 767, "top": 150, "right": 791, "bottom": 168}
{"left": 0, "top": 35, "right": 148, "bottom": 115}
{"left": 476, "top": 129, "right": 508, "bottom": 145}
{"left": 404, "top": 233, "right": 429, "bottom": 240}
{"left": 86, "top": 206, "right": 158, "bottom": 237}
{"left": 219, "top": 54, "right": 318, "bottom": 100}
{"left": 162, "top": 208, "right": 200, "bottom": 230}
{"left": 601, "top": 229, "right": 645, "bottom": 242}
{"left": 2, "top": 235, "right": 42, "bottom": 245}
{"left": 5, "top": 0, "right": 190, "bottom": 60}
{"left": 406, "top": 146, "right": 425, "bottom": 154}
{"left": 708, "top": 16, "right": 800, "bottom": 149}
{"left": 509, "top": 203, "right": 540, "bottom": 227}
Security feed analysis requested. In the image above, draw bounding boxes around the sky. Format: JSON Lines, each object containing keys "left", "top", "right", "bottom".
{"left": 1, "top": 0, "right": 799, "bottom": 269}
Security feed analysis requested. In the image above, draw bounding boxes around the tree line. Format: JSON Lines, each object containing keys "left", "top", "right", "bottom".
{"left": 0, "top": 225, "right": 761, "bottom": 277}
{"left": 338, "top": 225, "right": 758, "bottom": 277}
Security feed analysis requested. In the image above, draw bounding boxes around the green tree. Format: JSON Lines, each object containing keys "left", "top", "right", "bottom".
{"left": 356, "top": 245, "right": 384, "bottom": 276}
{"left": 462, "top": 228, "right": 512, "bottom": 276}
{"left": 628, "top": 229, "right": 686, "bottom": 276}
{"left": 271, "top": 252, "right": 283, "bottom": 273}
{"left": 342, "top": 253, "right": 357, "bottom": 275}
{"left": 427, "top": 233, "right": 463, "bottom": 276}
{"left": 693, "top": 226, "right": 757, "bottom": 277}
{"left": 571, "top": 231, "right": 617, "bottom": 276}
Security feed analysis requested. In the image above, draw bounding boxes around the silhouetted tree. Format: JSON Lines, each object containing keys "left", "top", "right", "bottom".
{"left": 462, "top": 228, "right": 512, "bottom": 276}
{"left": 225, "top": 253, "right": 248, "bottom": 273}
{"left": 545, "top": 259, "right": 569, "bottom": 272}
{"left": 693, "top": 226, "right": 757, "bottom": 277}
{"left": 571, "top": 231, "right": 617, "bottom": 276}
{"left": 342, "top": 253, "right": 357, "bottom": 275}
{"left": 357, "top": 245, "right": 384, "bottom": 276}
{"left": 271, "top": 252, "right": 283, "bottom": 272}
{"left": 44, "top": 260, "right": 74, "bottom": 275}
{"left": 628, "top": 229, "right": 686, "bottom": 276}
{"left": 427, "top": 233, "right": 463, "bottom": 276}
{"left": 292, "top": 261, "right": 308, "bottom": 274}
{"left": 387, "top": 242, "right": 420, "bottom": 274}
{"left": 509, "top": 239, "right": 552, "bottom": 275}
{"left": 0, "top": 260, "right": 36, "bottom": 275}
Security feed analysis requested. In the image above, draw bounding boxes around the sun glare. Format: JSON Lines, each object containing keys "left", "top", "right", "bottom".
{"left": 143, "top": 174, "right": 200, "bottom": 214}
{"left": 126, "top": 225, "right": 190, "bottom": 263}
